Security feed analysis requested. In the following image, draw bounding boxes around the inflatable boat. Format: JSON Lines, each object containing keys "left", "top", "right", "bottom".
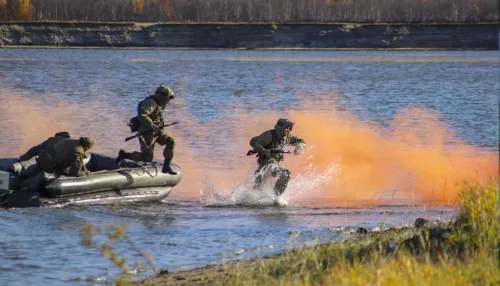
{"left": 0, "top": 153, "right": 181, "bottom": 208}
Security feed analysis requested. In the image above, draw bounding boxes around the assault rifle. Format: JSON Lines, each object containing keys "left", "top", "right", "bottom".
{"left": 125, "top": 121, "right": 179, "bottom": 142}
{"left": 246, "top": 149, "right": 292, "bottom": 156}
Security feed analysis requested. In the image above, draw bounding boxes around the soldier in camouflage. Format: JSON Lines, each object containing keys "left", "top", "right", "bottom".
{"left": 116, "top": 84, "right": 177, "bottom": 175}
{"left": 18, "top": 131, "right": 71, "bottom": 162}
{"left": 18, "top": 137, "right": 94, "bottom": 192}
{"left": 249, "top": 118, "right": 305, "bottom": 196}
{"left": 11, "top": 131, "right": 71, "bottom": 175}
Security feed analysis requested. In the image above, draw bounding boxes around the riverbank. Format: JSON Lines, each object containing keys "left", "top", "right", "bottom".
{"left": 133, "top": 181, "right": 498, "bottom": 285}
{"left": 0, "top": 22, "right": 498, "bottom": 50}
{"left": 132, "top": 221, "right": 451, "bottom": 285}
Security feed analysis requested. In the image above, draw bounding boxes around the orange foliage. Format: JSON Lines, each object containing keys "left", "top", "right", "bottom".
{"left": 158, "top": 0, "right": 175, "bottom": 20}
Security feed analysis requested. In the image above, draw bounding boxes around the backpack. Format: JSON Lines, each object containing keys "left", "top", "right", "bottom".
{"left": 127, "top": 116, "right": 141, "bottom": 133}
{"left": 127, "top": 97, "right": 149, "bottom": 133}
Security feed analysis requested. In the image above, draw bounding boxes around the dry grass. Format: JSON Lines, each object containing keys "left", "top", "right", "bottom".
{"left": 224, "top": 180, "right": 499, "bottom": 285}
{"left": 83, "top": 180, "right": 499, "bottom": 285}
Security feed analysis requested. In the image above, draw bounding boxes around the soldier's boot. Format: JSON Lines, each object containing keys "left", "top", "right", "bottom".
{"left": 161, "top": 161, "right": 177, "bottom": 175}
{"left": 116, "top": 149, "right": 132, "bottom": 164}
{"left": 161, "top": 140, "right": 177, "bottom": 175}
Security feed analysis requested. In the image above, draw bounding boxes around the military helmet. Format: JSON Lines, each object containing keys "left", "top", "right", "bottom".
{"left": 79, "top": 137, "right": 94, "bottom": 149}
{"left": 276, "top": 118, "right": 294, "bottom": 130}
{"left": 155, "top": 84, "right": 175, "bottom": 99}
{"left": 54, "top": 131, "right": 70, "bottom": 138}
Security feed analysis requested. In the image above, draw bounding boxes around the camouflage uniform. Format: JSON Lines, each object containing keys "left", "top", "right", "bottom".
{"left": 19, "top": 131, "right": 71, "bottom": 161}
{"left": 37, "top": 137, "right": 94, "bottom": 177}
{"left": 18, "top": 137, "right": 94, "bottom": 192}
{"left": 249, "top": 119, "right": 305, "bottom": 196}
{"left": 13, "top": 131, "right": 70, "bottom": 176}
{"left": 116, "top": 85, "right": 177, "bottom": 175}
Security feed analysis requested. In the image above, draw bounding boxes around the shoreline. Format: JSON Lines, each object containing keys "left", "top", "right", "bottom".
{"left": 132, "top": 219, "right": 452, "bottom": 285}
{"left": 1, "top": 22, "right": 498, "bottom": 50}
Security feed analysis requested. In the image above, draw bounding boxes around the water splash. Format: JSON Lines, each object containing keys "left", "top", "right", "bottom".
{"left": 200, "top": 147, "right": 340, "bottom": 207}
{"left": 201, "top": 171, "right": 281, "bottom": 207}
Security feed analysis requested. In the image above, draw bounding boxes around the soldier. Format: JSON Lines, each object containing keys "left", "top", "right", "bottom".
{"left": 36, "top": 136, "right": 94, "bottom": 177}
{"left": 18, "top": 131, "right": 71, "bottom": 161}
{"left": 11, "top": 131, "right": 71, "bottom": 175}
{"left": 18, "top": 137, "right": 94, "bottom": 192}
{"left": 116, "top": 84, "right": 177, "bottom": 175}
{"left": 249, "top": 118, "right": 305, "bottom": 196}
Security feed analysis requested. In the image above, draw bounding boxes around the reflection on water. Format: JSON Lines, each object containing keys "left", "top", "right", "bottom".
{"left": 0, "top": 49, "right": 497, "bottom": 285}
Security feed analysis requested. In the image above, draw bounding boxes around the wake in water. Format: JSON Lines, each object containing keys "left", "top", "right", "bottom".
{"left": 201, "top": 147, "right": 340, "bottom": 207}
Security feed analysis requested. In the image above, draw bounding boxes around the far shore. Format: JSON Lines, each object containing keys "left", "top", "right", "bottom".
{"left": 3, "top": 46, "right": 491, "bottom": 51}
{"left": 1, "top": 22, "right": 498, "bottom": 50}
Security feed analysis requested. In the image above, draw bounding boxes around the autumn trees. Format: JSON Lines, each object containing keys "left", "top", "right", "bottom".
{"left": 0, "top": 0, "right": 498, "bottom": 23}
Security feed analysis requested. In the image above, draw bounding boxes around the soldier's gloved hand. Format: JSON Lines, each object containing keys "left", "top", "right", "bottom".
{"left": 293, "top": 143, "right": 306, "bottom": 155}
{"left": 150, "top": 124, "right": 160, "bottom": 131}
{"left": 261, "top": 149, "right": 271, "bottom": 157}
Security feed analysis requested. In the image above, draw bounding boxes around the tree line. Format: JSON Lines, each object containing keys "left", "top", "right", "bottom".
{"left": 0, "top": 0, "right": 498, "bottom": 23}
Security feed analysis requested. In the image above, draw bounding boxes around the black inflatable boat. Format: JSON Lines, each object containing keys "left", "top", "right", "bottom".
{"left": 0, "top": 153, "right": 181, "bottom": 208}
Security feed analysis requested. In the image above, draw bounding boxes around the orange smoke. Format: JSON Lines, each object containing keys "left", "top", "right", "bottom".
{"left": 284, "top": 107, "right": 498, "bottom": 204}
{"left": 0, "top": 88, "right": 205, "bottom": 200}
{"left": 0, "top": 86, "right": 497, "bottom": 205}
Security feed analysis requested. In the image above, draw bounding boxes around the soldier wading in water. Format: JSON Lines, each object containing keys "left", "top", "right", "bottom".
{"left": 249, "top": 118, "right": 305, "bottom": 196}
{"left": 116, "top": 85, "right": 177, "bottom": 175}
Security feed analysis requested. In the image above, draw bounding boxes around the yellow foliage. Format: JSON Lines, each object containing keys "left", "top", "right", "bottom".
{"left": 226, "top": 180, "right": 500, "bottom": 285}
{"left": 132, "top": 0, "right": 144, "bottom": 16}
{"left": 454, "top": 181, "right": 499, "bottom": 251}
{"left": 15, "top": 0, "right": 32, "bottom": 20}
{"left": 329, "top": 253, "right": 499, "bottom": 286}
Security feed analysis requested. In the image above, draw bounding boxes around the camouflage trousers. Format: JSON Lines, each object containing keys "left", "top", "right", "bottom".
{"left": 130, "top": 133, "right": 175, "bottom": 164}
{"left": 253, "top": 158, "right": 291, "bottom": 196}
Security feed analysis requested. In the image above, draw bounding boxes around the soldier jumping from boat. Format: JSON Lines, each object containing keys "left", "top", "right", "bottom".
{"left": 116, "top": 84, "right": 177, "bottom": 175}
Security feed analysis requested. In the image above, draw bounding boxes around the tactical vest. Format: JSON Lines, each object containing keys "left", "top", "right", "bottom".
{"left": 129, "top": 97, "right": 165, "bottom": 132}
{"left": 139, "top": 97, "right": 165, "bottom": 126}
{"left": 263, "top": 129, "right": 283, "bottom": 150}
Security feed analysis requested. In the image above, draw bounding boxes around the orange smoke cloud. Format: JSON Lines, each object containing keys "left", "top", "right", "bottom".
{"left": 0, "top": 86, "right": 496, "bottom": 206}
{"left": 284, "top": 107, "right": 497, "bottom": 204}
{"left": 0, "top": 87, "right": 205, "bottom": 200}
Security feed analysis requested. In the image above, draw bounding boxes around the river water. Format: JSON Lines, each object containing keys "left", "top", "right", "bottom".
{"left": 0, "top": 49, "right": 498, "bottom": 285}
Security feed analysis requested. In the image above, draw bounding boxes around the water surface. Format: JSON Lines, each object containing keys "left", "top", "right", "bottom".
{"left": 0, "top": 49, "right": 498, "bottom": 285}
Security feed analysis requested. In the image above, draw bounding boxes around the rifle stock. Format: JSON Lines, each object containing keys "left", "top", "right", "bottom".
{"left": 124, "top": 121, "right": 179, "bottom": 142}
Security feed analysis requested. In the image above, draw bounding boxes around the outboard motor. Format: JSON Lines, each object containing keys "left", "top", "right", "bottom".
{"left": 0, "top": 189, "right": 10, "bottom": 208}
{"left": 4, "top": 191, "right": 43, "bottom": 208}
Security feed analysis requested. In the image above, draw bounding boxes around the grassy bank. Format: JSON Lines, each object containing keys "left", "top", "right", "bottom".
{"left": 131, "top": 181, "right": 498, "bottom": 285}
